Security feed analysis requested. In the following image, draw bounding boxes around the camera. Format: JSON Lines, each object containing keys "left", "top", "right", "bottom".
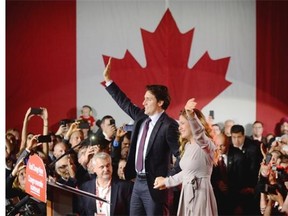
{"left": 274, "top": 165, "right": 288, "bottom": 182}
{"left": 123, "top": 124, "right": 133, "bottom": 132}
{"left": 30, "top": 108, "right": 43, "bottom": 115}
{"left": 110, "top": 119, "right": 115, "bottom": 126}
{"left": 209, "top": 110, "right": 214, "bottom": 119}
{"left": 264, "top": 184, "right": 278, "bottom": 195}
{"left": 59, "top": 119, "right": 75, "bottom": 126}
{"left": 78, "top": 120, "right": 90, "bottom": 129}
{"left": 37, "top": 135, "right": 51, "bottom": 143}
{"left": 265, "top": 153, "right": 272, "bottom": 165}
{"left": 89, "top": 134, "right": 110, "bottom": 150}
{"left": 89, "top": 134, "right": 98, "bottom": 146}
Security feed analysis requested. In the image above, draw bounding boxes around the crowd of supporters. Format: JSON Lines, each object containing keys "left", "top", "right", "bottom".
{"left": 5, "top": 105, "right": 288, "bottom": 215}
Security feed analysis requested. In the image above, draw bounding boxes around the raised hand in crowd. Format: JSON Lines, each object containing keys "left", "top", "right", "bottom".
{"left": 26, "top": 134, "right": 40, "bottom": 151}
{"left": 19, "top": 108, "right": 34, "bottom": 152}
{"left": 11, "top": 158, "right": 25, "bottom": 178}
{"left": 55, "top": 124, "right": 68, "bottom": 137}
{"left": 64, "top": 122, "right": 80, "bottom": 140}
{"left": 78, "top": 145, "right": 100, "bottom": 169}
{"left": 40, "top": 107, "right": 49, "bottom": 157}
{"left": 105, "top": 122, "right": 117, "bottom": 141}
{"left": 115, "top": 126, "right": 127, "bottom": 142}
{"left": 19, "top": 107, "right": 49, "bottom": 157}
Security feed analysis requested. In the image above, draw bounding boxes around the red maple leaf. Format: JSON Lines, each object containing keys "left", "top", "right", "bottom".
{"left": 103, "top": 9, "right": 231, "bottom": 119}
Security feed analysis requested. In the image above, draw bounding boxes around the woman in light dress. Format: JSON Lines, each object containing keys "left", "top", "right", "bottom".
{"left": 154, "top": 98, "right": 218, "bottom": 216}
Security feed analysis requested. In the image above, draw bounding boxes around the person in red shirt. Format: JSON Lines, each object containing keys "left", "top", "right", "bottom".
{"left": 79, "top": 105, "right": 96, "bottom": 130}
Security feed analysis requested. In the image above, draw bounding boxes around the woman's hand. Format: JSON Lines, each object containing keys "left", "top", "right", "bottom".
{"left": 26, "top": 134, "right": 40, "bottom": 150}
{"left": 153, "top": 176, "right": 167, "bottom": 190}
{"left": 11, "top": 158, "right": 25, "bottom": 177}
{"left": 65, "top": 122, "right": 80, "bottom": 138}
{"left": 185, "top": 98, "right": 197, "bottom": 117}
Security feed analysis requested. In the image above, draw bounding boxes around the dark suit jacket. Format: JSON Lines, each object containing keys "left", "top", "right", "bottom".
{"left": 241, "top": 137, "right": 262, "bottom": 187}
{"left": 211, "top": 146, "right": 245, "bottom": 214}
{"left": 212, "top": 146, "right": 246, "bottom": 194}
{"left": 106, "top": 82, "right": 180, "bottom": 202}
{"left": 77, "top": 178, "right": 133, "bottom": 216}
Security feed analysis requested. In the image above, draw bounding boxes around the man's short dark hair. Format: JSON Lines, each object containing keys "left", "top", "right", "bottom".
{"left": 146, "top": 85, "right": 170, "bottom": 110}
{"left": 253, "top": 120, "right": 264, "bottom": 126}
{"left": 100, "top": 115, "right": 114, "bottom": 124}
{"left": 231, "top": 124, "right": 245, "bottom": 135}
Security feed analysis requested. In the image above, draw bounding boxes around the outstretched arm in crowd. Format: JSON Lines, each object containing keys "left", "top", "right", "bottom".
{"left": 17, "top": 134, "right": 40, "bottom": 163}
{"left": 40, "top": 107, "right": 49, "bottom": 158}
{"left": 19, "top": 107, "right": 49, "bottom": 159}
{"left": 64, "top": 122, "right": 80, "bottom": 141}
{"left": 19, "top": 108, "right": 33, "bottom": 153}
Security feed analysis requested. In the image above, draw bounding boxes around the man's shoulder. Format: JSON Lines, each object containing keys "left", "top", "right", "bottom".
{"left": 159, "top": 112, "right": 178, "bottom": 124}
{"left": 112, "top": 179, "right": 133, "bottom": 193}
{"left": 80, "top": 178, "right": 95, "bottom": 190}
{"left": 112, "top": 178, "right": 133, "bottom": 186}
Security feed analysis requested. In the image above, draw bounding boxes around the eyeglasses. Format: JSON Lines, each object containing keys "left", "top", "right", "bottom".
{"left": 57, "top": 164, "right": 68, "bottom": 170}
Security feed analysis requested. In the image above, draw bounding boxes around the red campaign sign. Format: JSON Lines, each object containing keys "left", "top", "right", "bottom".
{"left": 25, "top": 154, "right": 47, "bottom": 203}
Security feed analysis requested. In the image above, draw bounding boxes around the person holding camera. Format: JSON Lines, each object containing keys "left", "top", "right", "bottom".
{"left": 258, "top": 151, "right": 288, "bottom": 215}
{"left": 95, "top": 115, "right": 117, "bottom": 144}
{"left": 102, "top": 57, "right": 180, "bottom": 215}
{"left": 18, "top": 107, "right": 49, "bottom": 160}
{"left": 62, "top": 121, "right": 84, "bottom": 153}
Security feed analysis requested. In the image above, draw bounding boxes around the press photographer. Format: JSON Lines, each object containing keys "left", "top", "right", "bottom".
{"left": 258, "top": 151, "right": 288, "bottom": 215}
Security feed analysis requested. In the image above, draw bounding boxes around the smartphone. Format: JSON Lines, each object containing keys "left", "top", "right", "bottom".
{"left": 265, "top": 153, "right": 272, "bottom": 165}
{"left": 59, "top": 119, "right": 74, "bottom": 126}
{"left": 37, "top": 135, "right": 51, "bottom": 143}
{"left": 110, "top": 119, "right": 115, "bottom": 126}
{"left": 23, "top": 157, "right": 29, "bottom": 165}
{"left": 209, "top": 110, "right": 214, "bottom": 119}
{"left": 123, "top": 124, "right": 133, "bottom": 132}
{"left": 265, "top": 184, "right": 278, "bottom": 195}
{"left": 79, "top": 121, "right": 90, "bottom": 129}
{"left": 31, "top": 108, "right": 43, "bottom": 115}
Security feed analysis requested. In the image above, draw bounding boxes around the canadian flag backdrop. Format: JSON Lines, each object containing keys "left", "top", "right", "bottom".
{"left": 6, "top": 0, "right": 288, "bottom": 136}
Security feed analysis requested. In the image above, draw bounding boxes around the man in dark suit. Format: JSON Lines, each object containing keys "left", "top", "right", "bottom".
{"left": 102, "top": 58, "right": 180, "bottom": 215}
{"left": 212, "top": 133, "right": 245, "bottom": 215}
{"left": 230, "top": 124, "right": 262, "bottom": 215}
{"left": 77, "top": 152, "right": 133, "bottom": 215}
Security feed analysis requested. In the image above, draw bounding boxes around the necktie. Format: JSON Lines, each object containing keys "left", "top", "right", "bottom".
{"left": 136, "top": 118, "right": 151, "bottom": 172}
{"left": 219, "top": 155, "right": 228, "bottom": 183}
{"left": 220, "top": 155, "right": 226, "bottom": 167}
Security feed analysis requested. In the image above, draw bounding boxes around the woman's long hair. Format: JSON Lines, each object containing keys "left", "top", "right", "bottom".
{"left": 179, "top": 108, "right": 213, "bottom": 158}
